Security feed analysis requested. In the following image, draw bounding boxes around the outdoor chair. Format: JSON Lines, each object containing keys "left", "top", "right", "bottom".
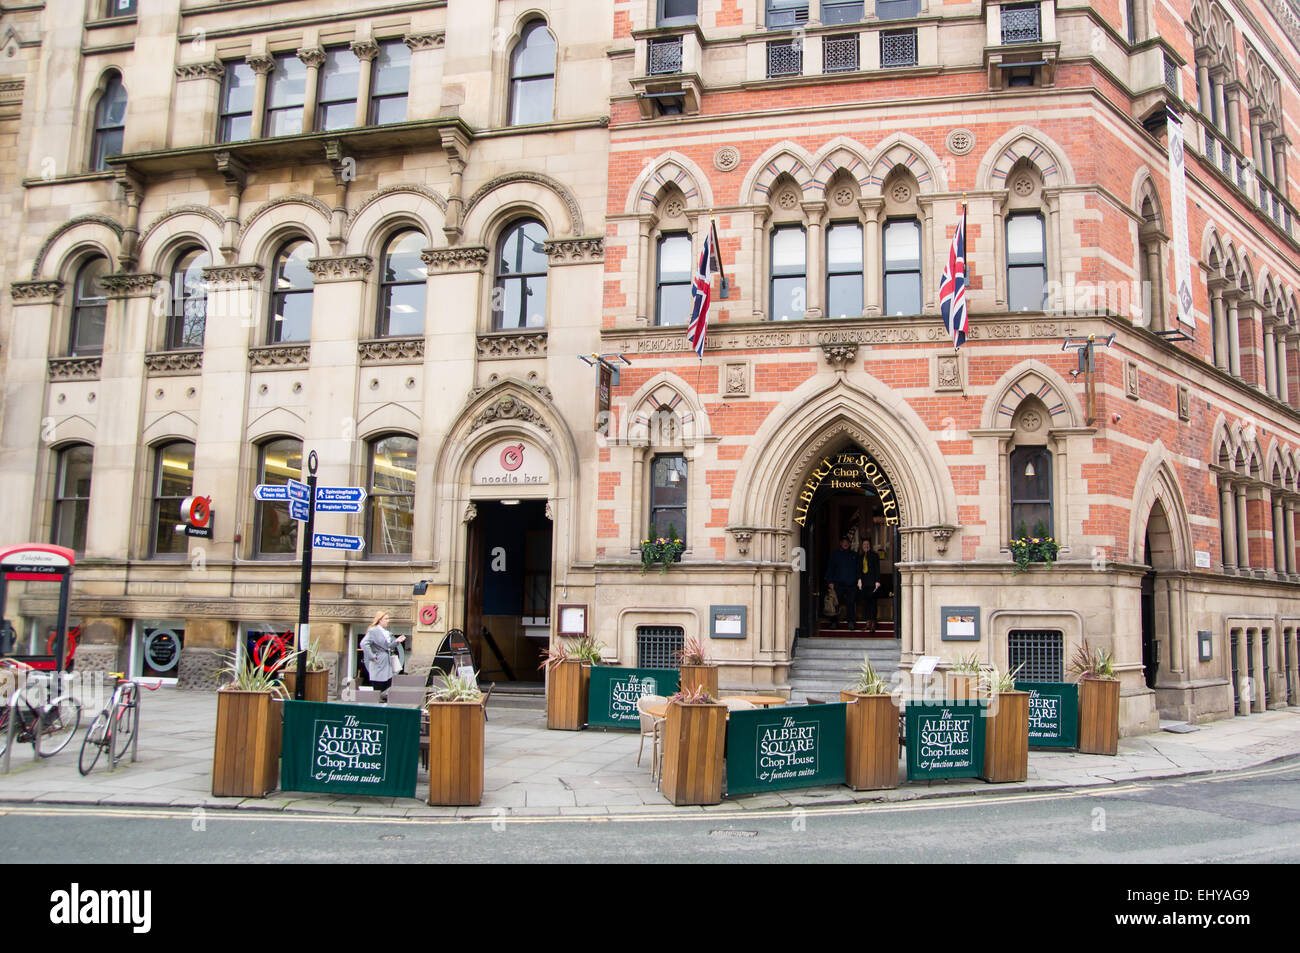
{"left": 352, "top": 689, "right": 383, "bottom": 705}
{"left": 383, "top": 686, "right": 428, "bottom": 708}
{"left": 482, "top": 682, "right": 494, "bottom": 722}
{"left": 636, "top": 694, "right": 668, "bottom": 782}
{"left": 722, "top": 697, "right": 757, "bottom": 710}
{"left": 391, "top": 673, "right": 426, "bottom": 688}
{"left": 804, "top": 696, "right": 826, "bottom": 705}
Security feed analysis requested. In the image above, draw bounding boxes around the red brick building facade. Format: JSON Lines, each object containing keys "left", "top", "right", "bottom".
{"left": 593, "top": 0, "right": 1300, "bottom": 731}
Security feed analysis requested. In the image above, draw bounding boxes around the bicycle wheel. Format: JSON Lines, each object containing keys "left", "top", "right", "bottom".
{"left": 78, "top": 711, "right": 109, "bottom": 775}
{"left": 111, "top": 695, "right": 136, "bottom": 762}
{"left": 36, "top": 696, "right": 81, "bottom": 757}
{"left": 0, "top": 705, "right": 10, "bottom": 759}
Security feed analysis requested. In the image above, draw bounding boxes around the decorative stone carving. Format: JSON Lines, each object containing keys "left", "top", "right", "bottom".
{"left": 247, "top": 53, "right": 274, "bottom": 75}
{"left": 477, "top": 331, "right": 548, "bottom": 359}
{"left": 725, "top": 361, "right": 749, "bottom": 397}
{"left": 890, "top": 182, "right": 913, "bottom": 203}
{"left": 833, "top": 186, "right": 855, "bottom": 207}
{"left": 48, "top": 356, "right": 101, "bottom": 381}
{"left": 1011, "top": 174, "right": 1035, "bottom": 197}
{"left": 463, "top": 502, "right": 478, "bottom": 523}
{"left": 249, "top": 344, "right": 310, "bottom": 369}
{"left": 545, "top": 501, "right": 554, "bottom": 521}
{"left": 145, "top": 350, "right": 203, "bottom": 374}
{"left": 714, "top": 146, "right": 741, "bottom": 172}
{"left": 422, "top": 246, "right": 489, "bottom": 274}
{"left": 1178, "top": 385, "right": 1191, "bottom": 421}
{"left": 202, "top": 264, "right": 263, "bottom": 288}
{"left": 296, "top": 47, "right": 326, "bottom": 69}
{"left": 100, "top": 272, "right": 162, "bottom": 297}
{"left": 1125, "top": 360, "right": 1140, "bottom": 400}
{"left": 175, "top": 61, "right": 225, "bottom": 81}
{"left": 729, "top": 528, "right": 754, "bottom": 555}
{"left": 947, "top": 128, "right": 975, "bottom": 155}
{"left": 469, "top": 395, "right": 552, "bottom": 434}
{"left": 543, "top": 237, "right": 604, "bottom": 264}
{"left": 350, "top": 40, "right": 379, "bottom": 62}
{"left": 306, "top": 255, "right": 373, "bottom": 282}
{"left": 10, "top": 280, "right": 63, "bottom": 303}
{"left": 936, "top": 353, "right": 962, "bottom": 391}
{"left": 466, "top": 172, "right": 584, "bottom": 236}
{"left": 404, "top": 32, "right": 446, "bottom": 50}
{"left": 358, "top": 337, "right": 424, "bottom": 363}
{"left": 932, "top": 527, "right": 956, "bottom": 555}
{"left": 776, "top": 188, "right": 800, "bottom": 210}
{"left": 820, "top": 342, "right": 859, "bottom": 370}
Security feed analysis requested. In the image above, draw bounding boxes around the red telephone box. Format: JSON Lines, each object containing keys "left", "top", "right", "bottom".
{"left": 0, "top": 544, "right": 76, "bottom": 675}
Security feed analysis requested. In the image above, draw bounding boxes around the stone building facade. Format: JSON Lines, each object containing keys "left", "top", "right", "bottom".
{"left": 1, "top": 0, "right": 1298, "bottom": 734}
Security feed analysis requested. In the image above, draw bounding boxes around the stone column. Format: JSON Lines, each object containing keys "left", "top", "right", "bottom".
{"left": 802, "top": 200, "right": 827, "bottom": 320}
{"left": 297, "top": 47, "right": 326, "bottom": 135}
{"left": 751, "top": 208, "right": 769, "bottom": 320}
{"left": 919, "top": 195, "right": 939, "bottom": 312}
{"left": 1196, "top": 56, "right": 1212, "bottom": 115}
{"left": 992, "top": 201, "right": 1007, "bottom": 309}
{"left": 1144, "top": 244, "right": 1162, "bottom": 331}
{"left": 1274, "top": 493, "right": 1287, "bottom": 577}
{"left": 1167, "top": 579, "right": 1184, "bottom": 674}
{"left": 1233, "top": 629, "right": 1250, "bottom": 715}
{"left": 1044, "top": 190, "right": 1063, "bottom": 308}
{"left": 636, "top": 215, "right": 652, "bottom": 325}
{"left": 1225, "top": 84, "right": 1243, "bottom": 150}
{"left": 1272, "top": 139, "right": 1287, "bottom": 191}
{"left": 1235, "top": 482, "right": 1250, "bottom": 571}
{"left": 1225, "top": 289, "right": 1242, "bottom": 378}
{"left": 247, "top": 54, "right": 273, "bottom": 138}
{"left": 1209, "top": 282, "right": 1228, "bottom": 370}
{"left": 1250, "top": 627, "right": 1266, "bottom": 711}
{"left": 859, "top": 197, "right": 883, "bottom": 316}
{"left": 351, "top": 40, "right": 379, "bottom": 128}
{"left": 1276, "top": 330, "right": 1289, "bottom": 403}
{"left": 1263, "top": 318, "right": 1278, "bottom": 398}
{"left": 1219, "top": 478, "right": 1237, "bottom": 570}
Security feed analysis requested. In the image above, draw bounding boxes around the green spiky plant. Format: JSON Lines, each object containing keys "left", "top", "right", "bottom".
{"left": 1067, "top": 640, "right": 1117, "bottom": 680}
{"left": 426, "top": 667, "right": 483, "bottom": 703}
{"left": 539, "top": 634, "right": 603, "bottom": 673}
{"left": 949, "top": 651, "right": 983, "bottom": 675}
{"left": 849, "top": 654, "right": 891, "bottom": 695}
{"left": 980, "top": 662, "right": 1025, "bottom": 695}
{"left": 219, "top": 650, "right": 290, "bottom": 696}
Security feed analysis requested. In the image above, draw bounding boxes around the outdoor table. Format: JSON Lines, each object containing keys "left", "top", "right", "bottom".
{"left": 730, "top": 695, "right": 785, "bottom": 707}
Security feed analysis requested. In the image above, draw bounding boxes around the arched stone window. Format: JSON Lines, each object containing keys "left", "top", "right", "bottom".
{"left": 150, "top": 440, "right": 194, "bottom": 558}
{"left": 492, "top": 219, "right": 548, "bottom": 330}
{"left": 254, "top": 437, "right": 302, "bottom": 558}
{"left": 52, "top": 444, "right": 94, "bottom": 555}
{"left": 70, "top": 256, "right": 109, "bottom": 356}
{"left": 509, "top": 21, "right": 555, "bottom": 126}
{"left": 377, "top": 230, "right": 426, "bottom": 337}
{"left": 366, "top": 434, "right": 417, "bottom": 557}
{"left": 167, "top": 246, "right": 210, "bottom": 350}
{"left": 92, "top": 71, "right": 127, "bottom": 171}
{"left": 268, "top": 239, "right": 314, "bottom": 343}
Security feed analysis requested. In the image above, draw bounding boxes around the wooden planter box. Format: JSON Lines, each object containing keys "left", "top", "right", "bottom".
{"left": 281, "top": 668, "right": 329, "bottom": 703}
{"left": 427, "top": 700, "right": 486, "bottom": 806}
{"left": 841, "top": 690, "right": 899, "bottom": 790}
{"left": 679, "top": 664, "right": 719, "bottom": 697}
{"left": 945, "top": 673, "right": 982, "bottom": 702}
{"left": 1078, "top": 677, "right": 1120, "bottom": 755}
{"left": 212, "top": 690, "right": 281, "bottom": 798}
{"left": 546, "top": 659, "right": 589, "bottom": 730}
{"left": 981, "top": 691, "right": 1029, "bottom": 783}
{"left": 660, "top": 700, "right": 727, "bottom": 806}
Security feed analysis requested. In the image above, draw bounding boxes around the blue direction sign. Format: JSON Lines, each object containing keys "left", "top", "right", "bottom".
{"left": 253, "top": 484, "right": 290, "bottom": 502}
{"left": 312, "top": 533, "right": 365, "bottom": 552}
{"left": 287, "top": 479, "right": 310, "bottom": 504}
{"left": 289, "top": 499, "right": 310, "bottom": 522}
{"left": 316, "top": 486, "right": 367, "bottom": 504}
{"left": 314, "top": 500, "right": 363, "bottom": 514}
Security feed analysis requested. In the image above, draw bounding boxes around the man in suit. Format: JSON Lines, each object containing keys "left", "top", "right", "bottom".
{"left": 825, "top": 535, "right": 859, "bottom": 631}
{"left": 858, "top": 537, "right": 881, "bottom": 633}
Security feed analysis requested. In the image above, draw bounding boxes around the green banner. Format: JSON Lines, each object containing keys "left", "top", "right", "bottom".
{"left": 725, "top": 703, "right": 847, "bottom": 796}
{"left": 904, "top": 700, "right": 985, "bottom": 780}
{"left": 280, "top": 700, "right": 420, "bottom": 798}
{"left": 587, "top": 667, "right": 679, "bottom": 728}
{"left": 1015, "top": 681, "right": 1079, "bottom": 748}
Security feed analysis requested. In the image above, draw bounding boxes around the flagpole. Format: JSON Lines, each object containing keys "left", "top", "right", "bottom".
{"left": 959, "top": 197, "right": 968, "bottom": 401}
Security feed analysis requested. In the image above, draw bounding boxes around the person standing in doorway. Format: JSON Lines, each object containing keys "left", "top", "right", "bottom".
{"left": 825, "top": 536, "right": 859, "bottom": 631}
{"left": 360, "top": 610, "right": 405, "bottom": 693}
{"left": 858, "top": 536, "right": 881, "bottom": 634}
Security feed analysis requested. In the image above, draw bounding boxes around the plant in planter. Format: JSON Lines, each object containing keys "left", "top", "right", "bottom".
{"left": 979, "top": 663, "right": 1029, "bottom": 783}
{"left": 676, "top": 635, "right": 719, "bottom": 697}
{"left": 1009, "top": 521, "right": 1061, "bottom": 573}
{"left": 1069, "top": 640, "right": 1120, "bottom": 755}
{"left": 840, "top": 656, "right": 900, "bottom": 791}
{"left": 281, "top": 638, "right": 330, "bottom": 702}
{"left": 212, "top": 651, "right": 289, "bottom": 798}
{"left": 540, "top": 635, "right": 602, "bottom": 731}
{"left": 660, "top": 683, "right": 727, "bottom": 805}
{"left": 425, "top": 668, "right": 486, "bottom": 806}
{"left": 945, "top": 651, "right": 984, "bottom": 702}
{"left": 640, "top": 525, "right": 686, "bottom": 574}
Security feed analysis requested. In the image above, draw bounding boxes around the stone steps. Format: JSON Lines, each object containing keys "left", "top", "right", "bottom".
{"left": 788, "top": 636, "right": 901, "bottom": 704}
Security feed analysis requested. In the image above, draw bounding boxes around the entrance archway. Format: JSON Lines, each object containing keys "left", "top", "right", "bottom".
{"left": 795, "top": 445, "right": 903, "bottom": 639}
{"left": 1142, "top": 498, "right": 1176, "bottom": 690}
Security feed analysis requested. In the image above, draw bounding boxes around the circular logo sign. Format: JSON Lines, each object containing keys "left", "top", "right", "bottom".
{"left": 499, "top": 443, "right": 525, "bottom": 471}
{"left": 419, "top": 604, "right": 438, "bottom": 627}
{"left": 144, "top": 629, "right": 180, "bottom": 672}
{"left": 181, "top": 495, "right": 212, "bottom": 528}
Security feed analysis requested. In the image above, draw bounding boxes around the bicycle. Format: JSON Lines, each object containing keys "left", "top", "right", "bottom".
{"left": 78, "top": 672, "right": 161, "bottom": 775}
{"left": 0, "top": 661, "right": 82, "bottom": 759}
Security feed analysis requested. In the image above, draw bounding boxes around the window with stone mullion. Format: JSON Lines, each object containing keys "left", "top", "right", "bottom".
{"left": 649, "top": 454, "right": 688, "bottom": 543}
{"left": 151, "top": 441, "right": 194, "bottom": 558}
{"left": 317, "top": 46, "right": 361, "bottom": 132}
{"left": 826, "top": 222, "right": 863, "bottom": 319}
{"left": 219, "top": 61, "right": 255, "bottom": 142}
{"left": 264, "top": 52, "right": 307, "bottom": 137}
{"left": 71, "top": 257, "right": 109, "bottom": 357}
{"left": 770, "top": 225, "right": 807, "bottom": 321}
{"left": 369, "top": 40, "right": 410, "bottom": 125}
{"left": 52, "top": 445, "right": 94, "bottom": 556}
{"left": 168, "top": 247, "right": 210, "bottom": 350}
{"left": 656, "top": 233, "right": 693, "bottom": 327}
{"left": 1010, "top": 445, "right": 1052, "bottom": 541}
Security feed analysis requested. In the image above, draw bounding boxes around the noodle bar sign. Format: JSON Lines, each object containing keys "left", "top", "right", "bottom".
{"left": 905, "top": 701, "right": 985, "bottom": 780}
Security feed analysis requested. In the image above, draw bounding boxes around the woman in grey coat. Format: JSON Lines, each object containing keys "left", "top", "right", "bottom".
{"left": 360, "top": 611, "right": 405, "bottom": 692}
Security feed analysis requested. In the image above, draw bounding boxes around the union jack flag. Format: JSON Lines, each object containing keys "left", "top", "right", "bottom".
{"left": 686, "top": 225, "right": 718, "bottom": 358}
{"left": 940, "top": 206, "right": 969, "bottom": 349}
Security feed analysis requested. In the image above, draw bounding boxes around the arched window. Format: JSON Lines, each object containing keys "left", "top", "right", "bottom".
{"left": 649, "top": 454, "right": 688, "bottom": 543}
{"left": 1010, "top": 445, "right": 1052, "bottom": 540}
{"left": 770, "top": 225, "right": 807, "bottom": 321}
{"left": 377, "top": 231, "right": 426, "bottom": 337}
{"left": 92, "top": 72, "right": 127, "bottom": 171}
{"left": 70, "top": 257, "right": 109, "bottom": 356}
{"left": 882, "top": 218, "right": 922, "bottom": 316}
{"left": 492, "top": 219, "right": 548, "bottom": 330}
{"left": 255, "top": 438, "right": 301, "bottom": 557}
{"left": 826, "top": 222, "right": 863, "bottom": 319}
{"left": 1006, "top": 212, "right": 1047, "bottom": 311}
{"left": 366, "top": 435, "right": 417, "bottom": 557}
{"left": 656, "top": 233, "right": 692, "bottom": 327}
{"left": 52, "top": 444, "right": 94, "bottom": 555}
{"left": 151, "top": 441, "right": 195, "bottom": 557}
{"left": 167, "top": 246, "right": 210, "bottom": 350}
{"left": 508, "top": 21, "right": 555, "bottom": 126}
{"left": 269, "top": 239, "right": 313, "bottom": 343}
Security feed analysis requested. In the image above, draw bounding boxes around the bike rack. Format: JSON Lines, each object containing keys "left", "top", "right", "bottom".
{"left": 108, "top": 682, "right": 141, "bottom": 771}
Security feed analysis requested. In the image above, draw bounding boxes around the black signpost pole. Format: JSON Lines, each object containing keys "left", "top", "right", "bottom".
{"left": 295, "top": 451, "right": 318, "bottom": 702}
{"left": 53, "top": 574, "right": 68, "bottom": 683}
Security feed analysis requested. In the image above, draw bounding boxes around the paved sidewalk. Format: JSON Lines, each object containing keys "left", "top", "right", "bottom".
{"left": 1, "top": 688, "right": 1298, "bottom": 818}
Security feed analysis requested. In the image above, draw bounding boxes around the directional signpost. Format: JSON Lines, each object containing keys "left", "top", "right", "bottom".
{"left": 253, "top": 484, "right": 289, "bottom": 501}
{"left": 314, "top": 486, "right": 367, "bottom": 514}
{"left": 312, "top": 533, "right": 365, "bottom": 551}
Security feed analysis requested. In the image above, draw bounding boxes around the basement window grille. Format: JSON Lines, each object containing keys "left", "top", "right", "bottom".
{"left": 1008, "top": 629, "right": 1063, "bottom": 681}
{"left": 880, "top": 28, "right": 918, "bottom": 68}
{"left": 823, "top": 34, "right": 860, "bottom": 73}
{"left": 637, "top": 625, "right": 684, "bottom": 669}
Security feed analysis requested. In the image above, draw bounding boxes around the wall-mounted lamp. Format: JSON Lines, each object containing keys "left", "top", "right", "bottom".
{"left": 412, "top": 580, "right": 431, "bottom": 595}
